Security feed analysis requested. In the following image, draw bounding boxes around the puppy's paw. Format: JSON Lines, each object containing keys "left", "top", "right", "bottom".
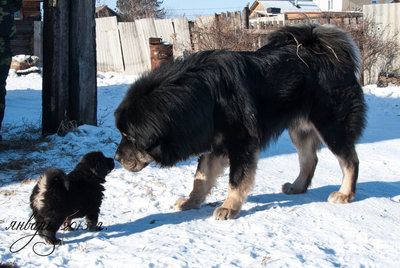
{"left": 174, "top": 197, "right": 200, "bottom": 211}
{"left": 213, "top": 207, "right": 239, "bottom": 220}
{"left": 44, "top": 237, "right": 61, "bottom": 245}
{"left": 328, "top": 191, "right": 354, "bottom": 204}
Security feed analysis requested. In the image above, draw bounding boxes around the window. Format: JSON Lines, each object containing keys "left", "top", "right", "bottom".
{"left": 14, "top": 11, "right": 21, "bottom": 19}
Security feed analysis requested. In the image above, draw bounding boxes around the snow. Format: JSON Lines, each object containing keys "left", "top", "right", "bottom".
{"left": 1, "top": 73, "right": 399, "bottom": 267}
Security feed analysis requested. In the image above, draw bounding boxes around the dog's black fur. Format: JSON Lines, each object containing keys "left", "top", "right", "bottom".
{"left": 115, "top": 24, "right": 366, "bottom": 220}
{"left": 30, "top": 151, "right": 114, "bottom": 244}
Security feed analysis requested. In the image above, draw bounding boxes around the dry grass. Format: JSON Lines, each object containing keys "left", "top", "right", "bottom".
{"left": 192, "top": 16, "right": 261, "bottom": 52}
{"left": 0, "top": 122, "right": 52, "bottom": 183}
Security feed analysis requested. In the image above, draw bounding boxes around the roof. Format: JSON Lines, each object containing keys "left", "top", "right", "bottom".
{"left": 252, "top": 0, "right": 321, "bottom": 14}
{"left": 95, "top": 5, "right": 120, "bottom": 18}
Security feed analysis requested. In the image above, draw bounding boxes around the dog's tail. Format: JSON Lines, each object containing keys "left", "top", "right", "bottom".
{"left": 258, "top": 24, "right": 362, "bottom": 80}
{"left": 43, "top": 168, "right": 70, "bottom": 191}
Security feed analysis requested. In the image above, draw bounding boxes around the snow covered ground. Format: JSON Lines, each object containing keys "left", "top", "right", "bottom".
{"left": 0, "top": 72, "right": 399, "bottom": 267}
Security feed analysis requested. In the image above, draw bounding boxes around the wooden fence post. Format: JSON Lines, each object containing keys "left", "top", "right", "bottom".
{"left": 42, "top": 0, "right": 97, "bottom": 135}
{"left": 42, "top": 0, "right": 70, "bottom": 135}
{"left": 69, "top": 0, "right": 97, "bottom": 126}
{"left": 242, "top": 5, "right": 250, "bottom": 29}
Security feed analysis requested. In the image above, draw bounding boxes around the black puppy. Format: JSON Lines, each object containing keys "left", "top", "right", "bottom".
{"left": 30, "top": 151, "right": 114, "bottom": 244}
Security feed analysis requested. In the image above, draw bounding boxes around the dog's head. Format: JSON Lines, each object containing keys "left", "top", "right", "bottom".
{"left": 80, "top": 151, "right": 115, "bottom": 181}
{"left": 114, "top": 104, "right": 160, "bottom": 172}
{"left": 114, "top": 57, "right": 221, "bottom": 172}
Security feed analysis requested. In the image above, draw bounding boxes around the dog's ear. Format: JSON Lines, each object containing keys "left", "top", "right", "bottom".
{"left": 89, "top": 158, "right": 109, "bottom": 181}
{"left": 63, "top": 176, "right": 70, "bottom": 191}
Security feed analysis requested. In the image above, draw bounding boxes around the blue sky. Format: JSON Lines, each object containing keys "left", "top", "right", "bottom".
{"left": 100, "top": 0, "right": 250, "bottom": 18}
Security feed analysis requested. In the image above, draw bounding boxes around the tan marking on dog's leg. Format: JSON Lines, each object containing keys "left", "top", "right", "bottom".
{"left": 213, "top": 175, "right": 255, "bottom": 220}
{"left": 175, "top": 154, "right": 228, "bottom": 211}
{"left": 213, "top": 151, "right": 258, "bottom": 220}
{"left": 328, "top": 154, "right": 359, "bottom": 203}
{"left": 283, "top": 121, "right": 320, "bottom": 194}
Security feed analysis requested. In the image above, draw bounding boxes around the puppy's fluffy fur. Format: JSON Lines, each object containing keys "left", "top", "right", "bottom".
{"left": 30, "top": 151, "right": 114, "bottom": 244}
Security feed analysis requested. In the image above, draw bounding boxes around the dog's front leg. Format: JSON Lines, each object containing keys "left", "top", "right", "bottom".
{"left": 213, "top": 147, "right": 259, "bottom": 220}
{"left": 175, "top": 152, "right": 228, "bottom": 211}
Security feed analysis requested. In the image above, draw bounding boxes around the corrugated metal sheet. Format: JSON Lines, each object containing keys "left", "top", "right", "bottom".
{"left": 95, "top": 17, "right": 124, "bottom": 73}
{"left": 134, "top": 18, "right": 157, "bottom": 72}
{"left": 119, "top": 22, "right": 148, "bottom": 75}
{"left": 154, "top": 18, "right": 175, "bottom": 44}
{"left": 363, "top": 3, "right": 400, "bottom": 84}
{"left": 173, "top": 17, "right": 192, "bottom": 58}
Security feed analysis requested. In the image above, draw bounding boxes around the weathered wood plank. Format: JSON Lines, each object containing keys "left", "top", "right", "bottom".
{"left": 69, "top": 0, "right": 97, "bottom": 126}
{"left": 42, "top": 0, "right": 70, "bottom": 135}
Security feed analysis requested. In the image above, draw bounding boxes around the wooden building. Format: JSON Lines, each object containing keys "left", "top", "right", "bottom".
{"left": 95, "top": 5, "right": 121, "bottom": 21}
{"left": 12, "top": 0, "right": 42, "bottom": 56}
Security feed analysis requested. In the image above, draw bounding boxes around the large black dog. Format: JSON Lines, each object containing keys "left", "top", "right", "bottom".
{"left": 30, "top": 152, "right": 114, "bottom": 244}
{"left": 115, "top": 24, "right": 366, "bottom": 220}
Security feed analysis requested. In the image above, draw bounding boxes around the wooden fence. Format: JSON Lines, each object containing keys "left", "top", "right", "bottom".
{"left": 95, "top": 9, "right": 366, "bottom": 75}
{"left": 95, "top": 16, "right": 192, "bottom": 75}
{"left": 364, "top": 3, "right": 400, "bottom": 84}
{"left": 95, "top": 10, "right": 248, "bottom": 75}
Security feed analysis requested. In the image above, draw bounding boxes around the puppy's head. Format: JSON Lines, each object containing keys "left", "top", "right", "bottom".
{"left": 80, "top": 151, "right": 115, "bottom": 181}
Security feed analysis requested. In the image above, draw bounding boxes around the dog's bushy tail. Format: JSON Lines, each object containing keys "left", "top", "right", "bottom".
{"left": 43, "top": 168, "right": 70, "bottom": 191}
{"left": 258, "top": 24, "right": 362, "bottom": 80}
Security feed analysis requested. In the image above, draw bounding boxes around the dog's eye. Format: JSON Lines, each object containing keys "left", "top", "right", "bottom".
{"left": 122, "top": 133, "right": 136, "bottom": 143}
{"left": 146, "top": 141, "right": 160, "bottom": 153}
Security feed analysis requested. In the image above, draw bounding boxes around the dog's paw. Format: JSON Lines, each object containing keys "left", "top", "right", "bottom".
{"left": 282, "top": 183, "right": 295, "bottom": 194}
{"left": 328, "top": 191, "right": 354, "bottom": 204}
{"left": 213, "top": 207, "right": 239, "bottom": 220}
{"left": 282, "top": 182, "right": 307, "bottom": 194}
{"left": 174, "top": 197, "right": 200, "bottom": 211}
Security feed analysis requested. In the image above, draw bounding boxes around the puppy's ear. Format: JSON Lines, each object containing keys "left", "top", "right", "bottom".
{"left": 90, "top": 163, "right": 108, "bottom": 181}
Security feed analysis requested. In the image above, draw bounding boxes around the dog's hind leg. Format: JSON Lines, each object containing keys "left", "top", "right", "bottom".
{"left": 213, "top": 145, "right": 259, "bottom": 220}
{"left": 312, "top": 121, "right": 361, "bottom": 203}
{"left": 328, "top": 148, "right": 359, "bottom": 203}
{"left": 175, "top": 152, "right": 228, "bottom": 211}
{"left": 282, "top": 121, "right": 321, "bottom": 194}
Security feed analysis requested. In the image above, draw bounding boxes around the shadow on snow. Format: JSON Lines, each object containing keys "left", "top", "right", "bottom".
{"left": 63, "top": 180, "right": 400, "bottom": 244}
